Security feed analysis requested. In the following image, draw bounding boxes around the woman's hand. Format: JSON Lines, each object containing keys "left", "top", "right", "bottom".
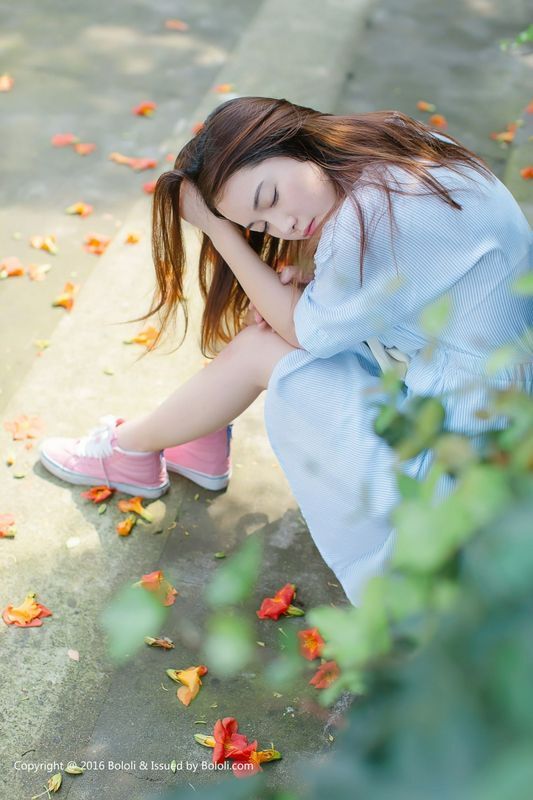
{"left": 179, "top": 178, "right": 223, "bottom": 236}
{"left": 245, "top": 266, "right": 314, "bottom": 329}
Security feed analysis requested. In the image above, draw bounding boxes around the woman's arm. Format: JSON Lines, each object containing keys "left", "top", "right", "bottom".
{"left": 179, "top": 178, "right": 303, "bottom": 348}
{"left": 245, "top": 266, "right": 314, "bottom": 329}
{"left": 208, "top": 219, "right": 303, "bottom": 347}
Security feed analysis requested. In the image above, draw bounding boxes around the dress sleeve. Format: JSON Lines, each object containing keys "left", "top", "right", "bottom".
{"left": 293, "top": 168, "right": 493, "bottom": 358}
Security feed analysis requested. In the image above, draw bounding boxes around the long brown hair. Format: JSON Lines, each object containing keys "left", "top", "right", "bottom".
{"left": 141, "top": 96, "right": 493, "bottom": 357}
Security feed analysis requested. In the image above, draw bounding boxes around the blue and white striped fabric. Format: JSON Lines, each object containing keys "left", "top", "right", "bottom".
{"left": 264, "top": 159, "right": 533, "bottom": 606}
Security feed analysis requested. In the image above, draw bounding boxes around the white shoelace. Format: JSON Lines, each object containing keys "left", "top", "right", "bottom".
{"left": 74, "top": 415, "right": 119, "bottom": 458}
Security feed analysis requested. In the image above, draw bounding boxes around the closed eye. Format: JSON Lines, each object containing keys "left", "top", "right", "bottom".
{"left": 263, "top": 188, "right": 278, "bottom": 234}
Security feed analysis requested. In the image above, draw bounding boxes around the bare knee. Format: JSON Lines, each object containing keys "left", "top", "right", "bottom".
{"left": 225, "top": 325, "right": 297, "bottom": 389}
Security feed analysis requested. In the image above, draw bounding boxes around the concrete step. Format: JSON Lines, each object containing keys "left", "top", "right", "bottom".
{"left": 0, "top": 0, "right": 264, "bottom": 417}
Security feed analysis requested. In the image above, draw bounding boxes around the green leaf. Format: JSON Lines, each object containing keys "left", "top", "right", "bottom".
{"left": 396, "top": 471, "right": 423, "bottom": 499}
{"left": 433, "top": 433, "right": 476, "bottom": 471}
{"left": 393, "top": 465, "right": 511, "bottom": 572}
{"left": 203, "top": 611, "right": 255, "bottom": 676}
{"left": 394, "top": 488, "right": 480, "bottom": 572}
{"left": 263, "top": 629, "right": 303, "bottom": 690}
{"left": 205, "top": 534, "right": 262, "bottom": 607}
{"left": 308, "top": 584, "right": 391, "bottom": 672}
{"left": 100, "top": 584, "right": 166, "bottom": 663}
{"left": 65, "top": 764, "right": 84, "bottom": 775}
{"left": 373, "top": 403, "right": 400, "bottom": 436}
{"left": 395, "top": 397, "right": 445, "bottom": 460}
{"left": 486, "top": 344, "right": 521, "bottom": 375}
{"left": 470, "top": 745, "right": 533, "bottom": 800}
{"left": 419, "top": 294, "right": 452, "bottom": 336}
{"left": 379, "top": 370, "right": 403, "bottom": 396}
{"left": 515, "top": 23, "right": 533, "bottom": 44}
{"left": 384, "top": 573, "right": 432, "bottom": 619}
{"left": 511, "top": 272, "right": 533, "bottom": 295}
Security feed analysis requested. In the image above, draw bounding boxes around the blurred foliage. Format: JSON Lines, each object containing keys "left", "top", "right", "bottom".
{"left": 500, "top": 23, "right": 533, "bottom": 52}
{"left": 101, "top": 583, "right": 167, "bottom": 663}
{"left": 203, "top": 610, "right": 256, "bottom": 676}
{"left": 205, "top": 533, "right": 263, "bottom": 607}
{"left": 152, "top": 274, "right": 533, "bottom": 799}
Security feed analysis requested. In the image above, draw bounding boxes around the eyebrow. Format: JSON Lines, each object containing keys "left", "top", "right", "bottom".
{"left": 245, "top": 180, "right": 264, "bottom": 231}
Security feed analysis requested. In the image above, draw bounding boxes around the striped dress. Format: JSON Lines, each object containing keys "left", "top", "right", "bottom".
{"left": 264, "top": 158, "right": 533, "bottom": 606}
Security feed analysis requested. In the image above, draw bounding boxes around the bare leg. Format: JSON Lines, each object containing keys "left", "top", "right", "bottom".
{"left": 116, "top": 325, "right": 297, "bottom": 452}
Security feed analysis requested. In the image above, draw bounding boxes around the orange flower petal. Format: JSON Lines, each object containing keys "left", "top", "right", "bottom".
{"left": 109, "top": 151, "right": 132, "bottom": 166}
{"left": 124, "top": 232, "right": 140, "bottom": 244}
{"left": 0, "top": 73, "right": 14, "bottom": 92}
{"left": 165, "top": 18, "right": 189, "bottom": 31}
{"left": 124, "top": 325, "right": 160, "bottom": 350}
{"left": 65, "top": 202, "right": 93, "bottom": 217}
{"left": 519, "top": 165, "right": 533, "bottom": 179}
{"left": 428, "top": 114, "right": 448, "bottom": 130}
{"left": 0, "top": 513, "right": 16, "bottom": 538}
{"left": 4, "top": 414, "right": 44, "bottom": 441}
{"left": 297, "top": 627, "right": 325, "bottom": 660}
{"left": 130, "top": 157, "right": 157, "bottom": 171}
{"left": 137, "top": 569, "right": 178, "bottom": 605}
{"left": 52, "top": 282, "right": 78, "bottom": 311}
{"left": 28, "top": 263, "right": 51, "bottom": 281}
{"left": 81, "top": 486, "right": 115, "bottom": 503}
{"left": 145, "top": 636, "right": 174, "bottom": 649}
{"left": 74, "top": 142, "right": 96, "bottom": 156}
{"left": 140, "top": 569, "right": 164, "bottom": 590}
{"left": 117, "top": 496, "right": 152, "bottom": 520}
{"left": 132, "top": 101, "right": 157, "bottom": 117}
{"left": 212, "top": 718, "right": 251, "bottom": 764}
{"left": 83, "top": 234, "right": 111, "bottom": 255}
{"left": 0, "top": 256, "right": 25, "bottom": 278}
{"left": 2, "top": 592, "right": 53, "bottom": 627}
{"left": 52, "top": 294, "right": 73, "bottom": 311}
{"left": 116, "top": 516, "right": 137, "bottom": 536}
{"left": 173, "top": 665, "right": 208, "bottom": 706}
{"left": 143, "top": 181, "right": 156, "bottom": 194}
{"left": 191, "top": 122, "right": 204, "bottom": 135}
{"left": 51, "top": 132, "right": 79, "bottom": 147}
{"left": 256, "top": 583, "right": 296, "bottom": 619}
{"left": 214, "top": 83, "right": 234, "bottom": 94}
{"left": 489, "top": 122, "right": 517, "bottom": 143}
{"left": 109, "top": 152, "right": 157, "bottom": 171}
{"left": 30, "top": 235, "right": 57, "bottom": 254}
{"left": 231, "top": 744, "right": 263, "bottom": 778}
{"left": 416, "top": 100, "right": 436, "bottom": 112}
{"left": 309, "top": 659, "right": 340, "bottom": 689}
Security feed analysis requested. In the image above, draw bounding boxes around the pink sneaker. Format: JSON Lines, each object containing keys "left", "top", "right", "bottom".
{"left": 163, "top": 424, "right": 232, "bottom": 491}
{"left": 39, "top": 415, "right": 169, "bottom": 499}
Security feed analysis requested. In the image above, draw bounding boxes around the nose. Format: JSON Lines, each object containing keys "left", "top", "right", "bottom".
{"left": 274, "top": 214, "right": 297, "bottom": 237}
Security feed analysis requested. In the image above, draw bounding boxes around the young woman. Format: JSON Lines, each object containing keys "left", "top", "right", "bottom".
{"left": 39, "top": 96, "right": 532, "bottom": 605}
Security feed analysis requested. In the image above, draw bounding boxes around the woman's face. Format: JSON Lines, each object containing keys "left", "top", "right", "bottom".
{"left": 215, "top": 156, "right": 337, "bottom": 240}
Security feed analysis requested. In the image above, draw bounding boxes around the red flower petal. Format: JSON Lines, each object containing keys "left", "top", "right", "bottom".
{"left": 51, "top": 133, "right": 79, "bottom": 147}
{"left": 256, "top": 583, "right": 296, "bottom": 619}
{"left": 309, "top": 659, "right": 340, "bottom": 689}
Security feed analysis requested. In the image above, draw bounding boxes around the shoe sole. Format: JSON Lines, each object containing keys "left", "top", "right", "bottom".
{"left": 166, "top": 462, "right": 231, "bottom": 491}
{"left": 39, "top": 450, "right": 170, "bottom": 500}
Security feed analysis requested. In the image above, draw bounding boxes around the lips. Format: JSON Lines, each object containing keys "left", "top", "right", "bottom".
{"left": 304, "top": 218, "right": 315, "bottom": 236}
